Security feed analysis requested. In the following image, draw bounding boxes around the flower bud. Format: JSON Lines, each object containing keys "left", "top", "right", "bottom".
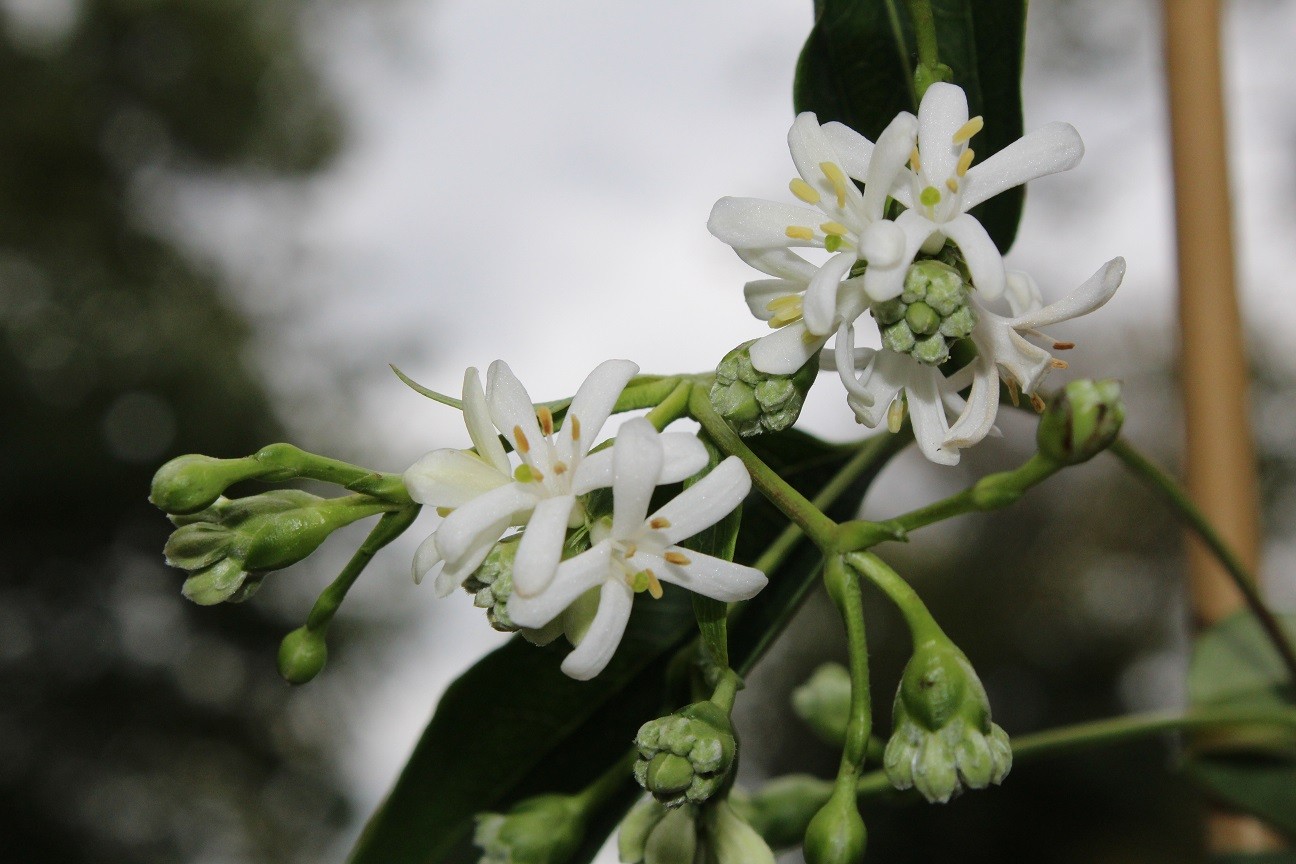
{"left": 278, "top": 626, "right": 329, "bottom": 685}
{"left": 180, "top": 557, "right": 252, "bottom": 606}
{"left": 732, "top": 775, "right": 833, "bottom": 850}
{"left": 619, "top": 798, "right": 698, "bottom": 864}
{"left": 473, "top": 794, "right": 587, "bottom": 864}
{"left": 705, "top": 800, "right": 777, "bottom": 864}
{"left": 871, "top": 259, "right": 976, "bottom": 368}
{"left": 149, "top": 453, "right": 262, "bottom": 515}
{"left": 710, "top": 340, "right": 817, "bottom": 437}
{"left": 802, "top": 783, "right": 866, "bottom": 864}
{"left": 1036, "top": 379, "right": 1125, "bottom": 466}
{"left": 792, "top": 663, "right": 852, "bottom": 747}
{"left": 463, "top": 537, "right": 521, "bottom": 632}
{"left": 634, "top": 700, "right": 736, "bottom": 808}
{"left": 883, "top": 639, "right": 1012, "bottom": 803}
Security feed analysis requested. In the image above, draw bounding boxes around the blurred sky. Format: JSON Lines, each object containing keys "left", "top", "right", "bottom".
{"left": 36, "top": 0, "right": 1290, "bottom": 854}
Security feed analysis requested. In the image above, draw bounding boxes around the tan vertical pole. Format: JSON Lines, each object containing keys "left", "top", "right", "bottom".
{"left": 1162, "top": 0, "right": 1279, "bottom": 852}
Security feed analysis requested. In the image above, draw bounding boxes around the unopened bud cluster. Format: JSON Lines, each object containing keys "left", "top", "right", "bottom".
{"left": 711, "top": 341, "right": 817, "bottom": 437}
{"left": 619, "top": 798, "right": 775, "bottom": 864}
{"left": 634, "top": 700, "right": 737, "bottom": 808}
{"left": 473, "top": 794, "right": 587, "bottom": 864}
{"left": 462, "top": 538, "right": 521, "bottom": 632}
{"left": 870, "top": 259, "right": 976, "bottom": 366}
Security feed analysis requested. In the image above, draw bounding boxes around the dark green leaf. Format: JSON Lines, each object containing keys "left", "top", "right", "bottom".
{"left": 1182, "top": 755, "right": 1296, "bottom": 841}
{"left": 793, "top": 0, "right": 1027, "bottom": 251}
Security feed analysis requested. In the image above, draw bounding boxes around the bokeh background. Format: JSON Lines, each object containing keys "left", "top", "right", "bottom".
{"left": 3, "top": 1, "right": 1295, "bottom": 862}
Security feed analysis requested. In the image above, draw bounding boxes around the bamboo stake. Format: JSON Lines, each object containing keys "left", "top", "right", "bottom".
{"left": 1162, "top": 0, "right": 1281, "bottom": 852}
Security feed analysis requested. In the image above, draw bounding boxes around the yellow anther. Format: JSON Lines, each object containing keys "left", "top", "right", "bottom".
{"left": 1053, "top": 341, "right": 1076, "bottom": 351}
{"left": 769, "top": 309, "right": 803, "bottom": 328}
{"left": 946, "top": 177, "right": 960, "bottom": 193}
{"left": 644, "top": 569, "right": 664, "bottom": 600}
{"left": 649, "top": 517, "right": 671, "bottom": 530}
{"left": 785, "top": 225, "right": 815, "bottom": 241}
{"left": 819, "top": 221, "right": 848, "bottom": 236}
{"left": 1050, "top": 358, "right": 1069, "bottom": 370}
{"left": 537, "top": 405, "right": 554, "bottom": 437}
{"left": 553, "top": 461, "right": 568, "bottom": 475}
{"left": 435, "top": 506, "right": 454, "bottom": 518}
{"left": 1030, "top": 393, "right": 1047, "bottom": 414}
{"left": 570, "top": 415, "right": 582, "bottom": 440}
{"left": 664, "top": 551, "right": 691, "bottom": 565}
{"left": 513, "top": 425, "right": 530, "bottom": 453}
{"left": 887, "top": 397, "right": 906, "bottom": 434}
{"left": 956, "top": 148, "right": 974, "bottom": 177}
{"left": 766, "top": 295, "right": 802, "bottom": 313}
{"left": 952, "top": 115, "right": 984, "bottom": 144}
{"left": 789, "top": 177, "right": 821, "bottom": 204}
{"left": 624, "top": 542, "right": 637, "bottom": 558}
{"left": 819, "top": 161, "right": 848, "bottom": 208}
{"left": 909, "top": 147, "right": 921, "bottom": 172}
{"left": 1006, "top": 378, "right": 1021, "bottom": 407}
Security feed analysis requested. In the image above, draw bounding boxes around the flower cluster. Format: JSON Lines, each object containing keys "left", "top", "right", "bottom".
{"left": 404, "top": 360, "right": 767, "bottom": 680}
{"left": 709, "top": 82, "right": 1124, "bottom": 465}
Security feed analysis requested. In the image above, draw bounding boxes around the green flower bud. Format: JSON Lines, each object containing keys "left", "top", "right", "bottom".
{"left": 238, "top": 500, "right": 344, "bottom": 571}
{"left": 704, "top": 800, "right": 776, "bottom": 864}
{"left": 463, "top": 537, "right": 521, "bottom": 632}
{"left": 278, "top": 626, "right": 328, "bottom": 685}
{"left": 164, "top": 522, "right": 236, "bottom": 570}
{"left": 473, "top": 794, "right": 587, "bottom": 864}
{"left": 633, "top": 802, "right": 698, "bottom": 864}
{"left": 731, "top": 775, "right": 833, "bottom": 851}
{"left": 180, "top": 557, "right": 250, "bottom": 606}
{"left": 634, "top": 700, "right": 736, "bottom": 808}
{"left": 792, "top": 663, "right": 852, "bottom": 747}
{"left": 149, "top": 453, "right": 262, "bottom": 515}
{"left": 883, "top": 638, "right": 1012, "bottom": 804}
{"left": 710, "top": 340, "right": 818, "bottom": 437}
{"left": 802, "top": 783, "right": 866, "bottom": 864}
{"left": 872, "top": 259, "right": 976, "bottom": 367}
{"left": 1036, "top": 379, "right": 1125, "bottom": 466}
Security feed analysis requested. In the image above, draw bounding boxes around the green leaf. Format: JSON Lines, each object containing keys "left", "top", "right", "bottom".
{"left": 1184, "top": 610, "right": 1296, "bottom": 839}
{"left": 793, "top": 0, "right": 1027, "bottom": 251}
{"left": 348, "top": 429, "right": 905, "bottom": 863}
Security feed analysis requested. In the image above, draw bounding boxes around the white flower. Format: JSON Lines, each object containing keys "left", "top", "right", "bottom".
{"left": 707, "top": 111, "right": 919, "bottom": 373}
{"left": 403, "top": 360, "right": 707, "bottom": 598}
{"left": 508, "top": 419, "right": 768, "bottom": 681}
{"left": 871, "top": 82, "right": 1085, "bottom": 303}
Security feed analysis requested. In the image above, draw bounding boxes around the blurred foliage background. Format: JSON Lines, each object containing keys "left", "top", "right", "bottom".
{"left": 3, "top": 1, "right": 1294, "bottom": 862}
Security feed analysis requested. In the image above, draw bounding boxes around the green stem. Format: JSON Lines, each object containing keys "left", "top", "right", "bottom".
{"left": 1110, "top": 438, "right": 1296, "bottom": 684}
{"left": 846, "top": 551, "right": 943, "bottom": 645}
{"left": 710, "top": 668, "right": 743, "bottom": 714}
{"left": 689, "top": 384, "right": 838, "bottom": 549}
{"left": 615, "top": 376, "right": 686, "bottom": 415}
{"left": 305, "top": 504, "right": 422, "bottom": 632}
{"left": 253, "top": 443, "right": 411, "bottom": 503}
{"left": 826, "top": 556, "right": 872, "bottom": 774}
{"left": 906, "top": 0, "right": 942, "bottom": 99}
{"left": 644, "top": 381, "right": 691, "bottom": 431}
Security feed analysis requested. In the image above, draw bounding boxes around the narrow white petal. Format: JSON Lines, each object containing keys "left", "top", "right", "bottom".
{"left": 803, "top": 251, "right": 856, "bottom": 335}
{"left": 1004, "top": 270, "right": 1044, "bottom": 318}
{"left": 907, "top": 366, "right": 960, "bottom": 465}
{"left": 656, "top": 458, "right": 751, "bottom": 546}
{"left": 744, "top": 279, "right": 801, "bottom": 321}
{"left": 942, "top": 352, "right": 1000, "bottom": 449}
{"left": 858, "top": 220, "right": 905, "bottom": 269}
{"left": 862, "top": 209, "right": 933, "bottom": 302}
{"left": 917, "top": 83, "right": 970, "bottom": 185}
{"left": 560, "top": 579, "right": 634, "bottom": 680}
{"left": 961, "top": 122, "right": 1084, "bottom": 211}
{"left": 560, "top": 359, "right": 639, "bottom": 463}
{"left": 862, "top": 112, "right": 920, "bottom": 220}
{"left": 658, "top": 433, "right": 709, "bottom": 484}
{"left": 834, "top": 324, "right": 875, "bottom": 404}
{"left": 941, "top": 213, "right": 1005, "bottom": 300}
{"left": 749, "top": 321, "right": 828, "bottom": 376}
{"left": 403, "top": 449, "right": 508, "bottom": 507}
{"left": 462, "top": 367, "right": 509, "bottom": 474}
{"left": 1009, "top": 257, "right": 1125, "bottom": 330}
{"left": 412, "top": 532, "right": 444, "bottom": 588}
{"left": 975, "top": 312, "right": 1052, "bottom": 393}
{"left": 707, "top": 197, "right": 826, "bottom": 249}
{"left": 571, "top": 448, "right": 613, "bottom": 495}
{"left": 485, "top": 361, "right": 549, "bottom": 468}
{"left": 434, "top": 483, "right": 536, "bottom": 566}
{"left": 654, "top": 550, "right": 768, "bottom": 601}
{"left": 512, "top": 495, "right": 576, "bottom": 597}
{"left": 612, "top": 419, "right": 664, "bottom": 539}
{"left": 820, "top": 120, "right": 877, "bottom": 179}
{"left": 507, "top": 542, "right": 612, "bottom": 629}
{"left": 845, "top": 350, "right": 907, "bottom": 428}
{"left": 735, "top": 246, "right": 820, "bottom": 282}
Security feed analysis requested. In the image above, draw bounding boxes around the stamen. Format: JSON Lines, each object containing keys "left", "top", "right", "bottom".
{"left": 644, "top": 569, "right": 664, "bottom": 600}
{"left": 956, "top": 148, "right": 974, "bottom": 177}
{"left": 785, "top": 225, "right": 815, "bottom": 241}
{"left": 513, "top": 425, "right": 530, "bottom": 453}
{"left": 1050, "top": 358, "right": 1069, "bottom": 370}
{"left": 553, "top": 461, "right": 568, "bottom": 474}
{"left": 819, "top": 161, "right": 848, "bottom": 208}
{"left": 570, "top": 415, "right": 582, "bottom": 440}
{"left": 909, "top": 147, "right": 921, "bottom": 172}
{"left": 664, "top": 551, "right": 690, "bottom": 565}
{"left": 769, "top": 310, "right": 803, "bottom": 328}
{"left": 789, "top": 177, "right": 820, "bottom": 204}
{"left": 537, "top": 405, "right": 554, "bottom": 437}
{"left": 819, "top": 221, "right": 848, "bottom": 236}
{"left": 435, "top": 506, "right": 454, "bottom": 518}
{"left": 1006, "top": 378, "right": 1021, "bottom": 407}
{"left": 887, "top": 396, "right": 906, "bottom": 433}
{"left": 649, "top": 517, "right": 671, "bottom": 529}
{"left": 1030, "top": 393, "right": 1046, "bottom": 413}
{"left": 946, "top": 177, "right": 960, "bottom": 193}
{"left": 624, "top": 542, "right": 637, "bottom": 558}
{"left": 1053, "top": 341, "right": 1076, "bottom": 351}
{"left": 952, "top": 116, "right": 984, "bottom": 144}
{"left": 766, "top": 295, "right": 801, "bottom": 312}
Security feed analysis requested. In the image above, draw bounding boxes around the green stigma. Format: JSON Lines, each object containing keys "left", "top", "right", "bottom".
{"left": 513, "top": 464, "right": 535, "bottom": 483}
{"left": 824, "top": 234, "right": 843, "bottom": 252}
{"left": 920, "top": 186, "right": 942, "bottom": 207}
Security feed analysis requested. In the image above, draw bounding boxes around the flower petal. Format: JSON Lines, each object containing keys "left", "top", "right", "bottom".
{"left": 560, "top": 578, "right": 634, "bottom": 680}
{"left": 485, "top": 360, "right": 550, "bottom": 469}
{"left": 820, "top": 120, "right": 876, "bottom": 179}
{"left": 974, "top": 311, "right": 1052, "bottom": 394}
{"left": 612, "top": 418, "right": 664, "bottom": 539}
{"left": 433, "top": 482, "right": 536, "bottom": 566}
{"left": 559, "top": 358, "right": 639, "bottom": 463}
{"left": 843, "top": 349, "right": 906, "bottom": 428}
{"left": 942, "top": 351, "right": 1000, "bottom": 449}
{"left": 788, "top": 113, "right": 864, "bottom": 217}
{"left": 655, "top": 457, "right": 751, "bottom": 546}
{"left": 463, "top": 367, "right": 509, "bottom": 475}
{"left": 735, "top": 246, "right": 820, "bottom": 282}
{"left": 403, "top": 448, "right": 509, "bottom": 508}
{"left": 507, "top": 542, "right": 613, "bottom": 630}
{"left": 917, "top": 82, "right": 970, "bottom": 185}
{"left": 803, "top": 251, "right": 856, "bottom": 336}
{"left": 412, "top": 532, "right": 444, "bottom": 589}
{"left": 861, "top": 112, "right": 919, "bottom": 221}
{"left": 744, "top": 278, "right": 801, "bottom": 321}
{"left": 961, "top": 121, "right": 1084, "bottom": 211}
{"left": 1009, "top": 257, "right": 1125, "bottom": 330}
{"left": 651, "top": 549, "right": 768, "bottom": 602}
{"left": 906, "top": 364, "right": 960, "bottom": 465}
{"left": 749, "top": 320, "right": 829, "bottom": 375}
{"left": 707, "top": 197, "right": 826, "bottom": 250}
{"left": 862, "top": 209, "right": 933, "bottom": 302}
{"left": 658, "top": 433, "right": 709, "bottom": 484}
{"left": 1004, "top": 270, "right": 1044, "bottom": 318}
{"left": 941, "top": 213, "right": 1005, "bottom": 300}
{"left": 512, "top": 494, "right": 576, "bottom": 598}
